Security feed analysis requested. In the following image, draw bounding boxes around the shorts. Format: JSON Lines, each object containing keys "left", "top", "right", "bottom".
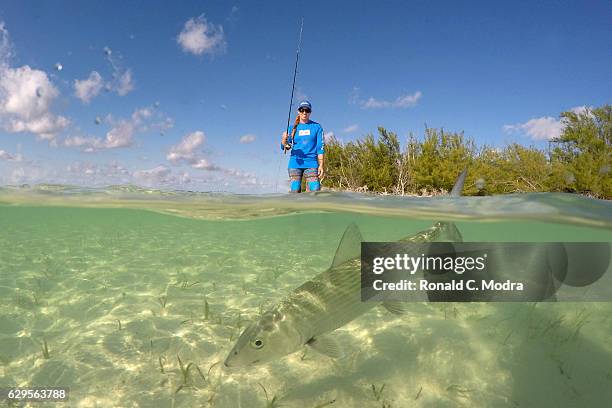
{"left": 288, "top": 168, "right": 320, "bottom": 193}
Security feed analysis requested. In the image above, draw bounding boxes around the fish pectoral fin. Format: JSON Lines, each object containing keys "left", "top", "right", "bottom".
{"left": 331, "top": 223, "right": 363, "bottom": 268}
{"left": 382, "top": 301, "right": 408, "bottom": 315}
{"left": 306, "top": 334, "right": 344, "bottom": 359}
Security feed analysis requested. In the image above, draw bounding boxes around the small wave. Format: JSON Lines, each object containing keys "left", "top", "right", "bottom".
{"left": 0, "top": 184, "right": 610, "bottom": 228}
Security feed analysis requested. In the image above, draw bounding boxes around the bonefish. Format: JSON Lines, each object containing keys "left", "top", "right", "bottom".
{"left": 224, "top": 171, "right": 467, "bottom": 367}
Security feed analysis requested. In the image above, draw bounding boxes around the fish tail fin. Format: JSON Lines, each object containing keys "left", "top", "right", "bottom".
{"left": 438, "top": 169, "right": 468, "bottom": 241}
{"left": 450, "top": 168, "right": 468, "bottom": 197}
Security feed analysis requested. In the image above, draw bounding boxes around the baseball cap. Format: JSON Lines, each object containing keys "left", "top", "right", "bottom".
{"left": 298, "top": 101, "right": 312, "bottom": 110}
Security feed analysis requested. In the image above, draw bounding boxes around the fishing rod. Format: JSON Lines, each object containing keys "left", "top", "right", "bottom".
{"left": 283, "top": 17, "right": 304, "bottom": 154}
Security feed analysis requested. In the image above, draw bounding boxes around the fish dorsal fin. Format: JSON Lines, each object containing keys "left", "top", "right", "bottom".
{"left": 331, "top": 223, "right": 363, "bottom": 268}
{"left": 306, "top": 334, "right": 344, "bottom": 358}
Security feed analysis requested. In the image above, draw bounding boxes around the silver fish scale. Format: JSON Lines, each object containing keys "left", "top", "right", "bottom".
{"left": 276, "top": 257, "right": 375, "bottom": 343}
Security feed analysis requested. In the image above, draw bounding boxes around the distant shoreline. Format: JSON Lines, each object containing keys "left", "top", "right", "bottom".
{"left": 321, "top": 186, "right": 608, "bottom": 200}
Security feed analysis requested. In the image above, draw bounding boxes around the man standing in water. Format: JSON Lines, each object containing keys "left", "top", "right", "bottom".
{"left": 281, "top": 101, "right": 325, "bottom": 193}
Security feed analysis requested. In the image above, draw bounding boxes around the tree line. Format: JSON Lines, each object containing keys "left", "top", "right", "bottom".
{"left": 323, "top": 104, "right": 611, "bottom": 199}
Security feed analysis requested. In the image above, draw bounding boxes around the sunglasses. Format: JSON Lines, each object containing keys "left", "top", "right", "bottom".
{"left": 298, "top": 108, "right": 311, "bottom": 113}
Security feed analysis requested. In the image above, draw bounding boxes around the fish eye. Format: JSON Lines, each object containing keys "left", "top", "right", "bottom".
{"left": 251, "top": 339, "right": 264, "bottom": 349}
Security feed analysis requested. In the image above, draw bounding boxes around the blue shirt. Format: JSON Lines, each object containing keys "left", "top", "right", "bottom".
{"left": 282, "top": 120, "right": 324, "bottom": 169}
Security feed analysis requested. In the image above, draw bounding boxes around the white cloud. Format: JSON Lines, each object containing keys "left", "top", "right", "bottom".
{"left": 343, "top": 124, "right": 359, "bottom": 133}
{"left": 220, "top": 168, "right": 261, "bottom": 187}
{"left": 0, "top": 21, "right": 13, "bottom": 64}
{"left": 177, "top": 15, "right": 226, "bottom": 56}
{"left": 503, "top": 117, "right": 562, "bottom": 140}
{"left": 131, "top": 165, "right": 204, "bottom": 188}
{"left": 0, "top": 161, "right": 56, "bottom": 185}
{"left": 180, "top": 172, "right": 191, "bottom": 184}
{"left": 64, "top": 136, "right": 95, "bottom": 148}
{"left": 63, "top": 105, "right": 168, "bottom": 152}
{"left": 103, "top": 121, "right": 136, "bottom": 148}
{"left": 66, "top": 161, "right": 129, "bottom": 179}
{"left": 192, "top": 158, "right": 221, "bottom": 170}
{"left": 74, "top": 71, "right": 104, "bottom": 103}
{"left": 0, "top": 149, "right": 23, "bottom": 162}
{"left": 569, "top": 105, "right": 594, "bottom": 117}
{"left": 239, "top": 134, "right": 256, "bottom": 143}
{"left": 1, "top": 157, "right": 202, "bottom": 188}
{"left": 349, "top": 86, "right": 422, "bottom": 109}
{"left": 130, "top": 106, "right": 173, "bottom": 135}
{"left": 324, "top": 131, "right": 335, "bottom": 142}
{"left": 394, "top": 92, "right": 423, "bottom": 107}
{"left": 503, "top": 106, "right": 592, "bottom": 141}
{"left": 165, "top": 130, "right": 223, "bottom": 170}
{"left": 155, "top": 117, "right": 174, "bottom": 136}
{"left": 116, "top": 69, "right": 134, "bottom": 96}
{"left": 131, "top": 107, "right": 153, "bottom": 123}
{"left": 167, "top": 131, "right": 205, "bottom": 163}
{"left": 64, "top": 120, "right": 135, "bottom": 151}
{"left": 102, "top": 46, "right": 135, "bottom": 97}
{"left": 0, "top": 22, "right": 69, "bottom": 141}
{"left": 225, "top": 168, "right": 254, "bottom": 178}
{"left": 8, "top": 166, "right": 43, "bottom": 184}
{"left": 240, "top": 177, "right": 258, "bottom": 186}
{"left": 165, "top": 131, "right": 252, "bottom": 177}
{"left": 133, "top": 165, "right": 172, "bottom": 184}
{"left": 0, "top": 64, "right": 70, "bottom": 140}
{"left": 361, "top": 91, "right": 422, "bottom": 109}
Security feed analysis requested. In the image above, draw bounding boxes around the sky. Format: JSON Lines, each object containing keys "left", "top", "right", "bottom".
{"left": 0, "top": 0, "right": 610, "bottom": 192}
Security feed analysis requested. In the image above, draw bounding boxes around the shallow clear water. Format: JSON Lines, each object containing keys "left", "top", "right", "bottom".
{"left": 0, "top": 186, "right": 611, "bottom": 407}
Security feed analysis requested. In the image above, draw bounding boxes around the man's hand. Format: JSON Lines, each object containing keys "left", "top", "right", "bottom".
{"left": 281, "top": 131, "right": 288, "bottom": 146}
{"left": 318, "top": 166, "right": 325, "bottom": 180}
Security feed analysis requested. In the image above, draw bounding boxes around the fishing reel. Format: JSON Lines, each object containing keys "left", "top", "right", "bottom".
{"left": 284, "top": 142, "right": 293, "bottom": 150}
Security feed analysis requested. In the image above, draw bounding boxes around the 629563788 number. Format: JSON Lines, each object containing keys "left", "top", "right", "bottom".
{"left": 1, "top": 387, "right": 69, "bottom": 402}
